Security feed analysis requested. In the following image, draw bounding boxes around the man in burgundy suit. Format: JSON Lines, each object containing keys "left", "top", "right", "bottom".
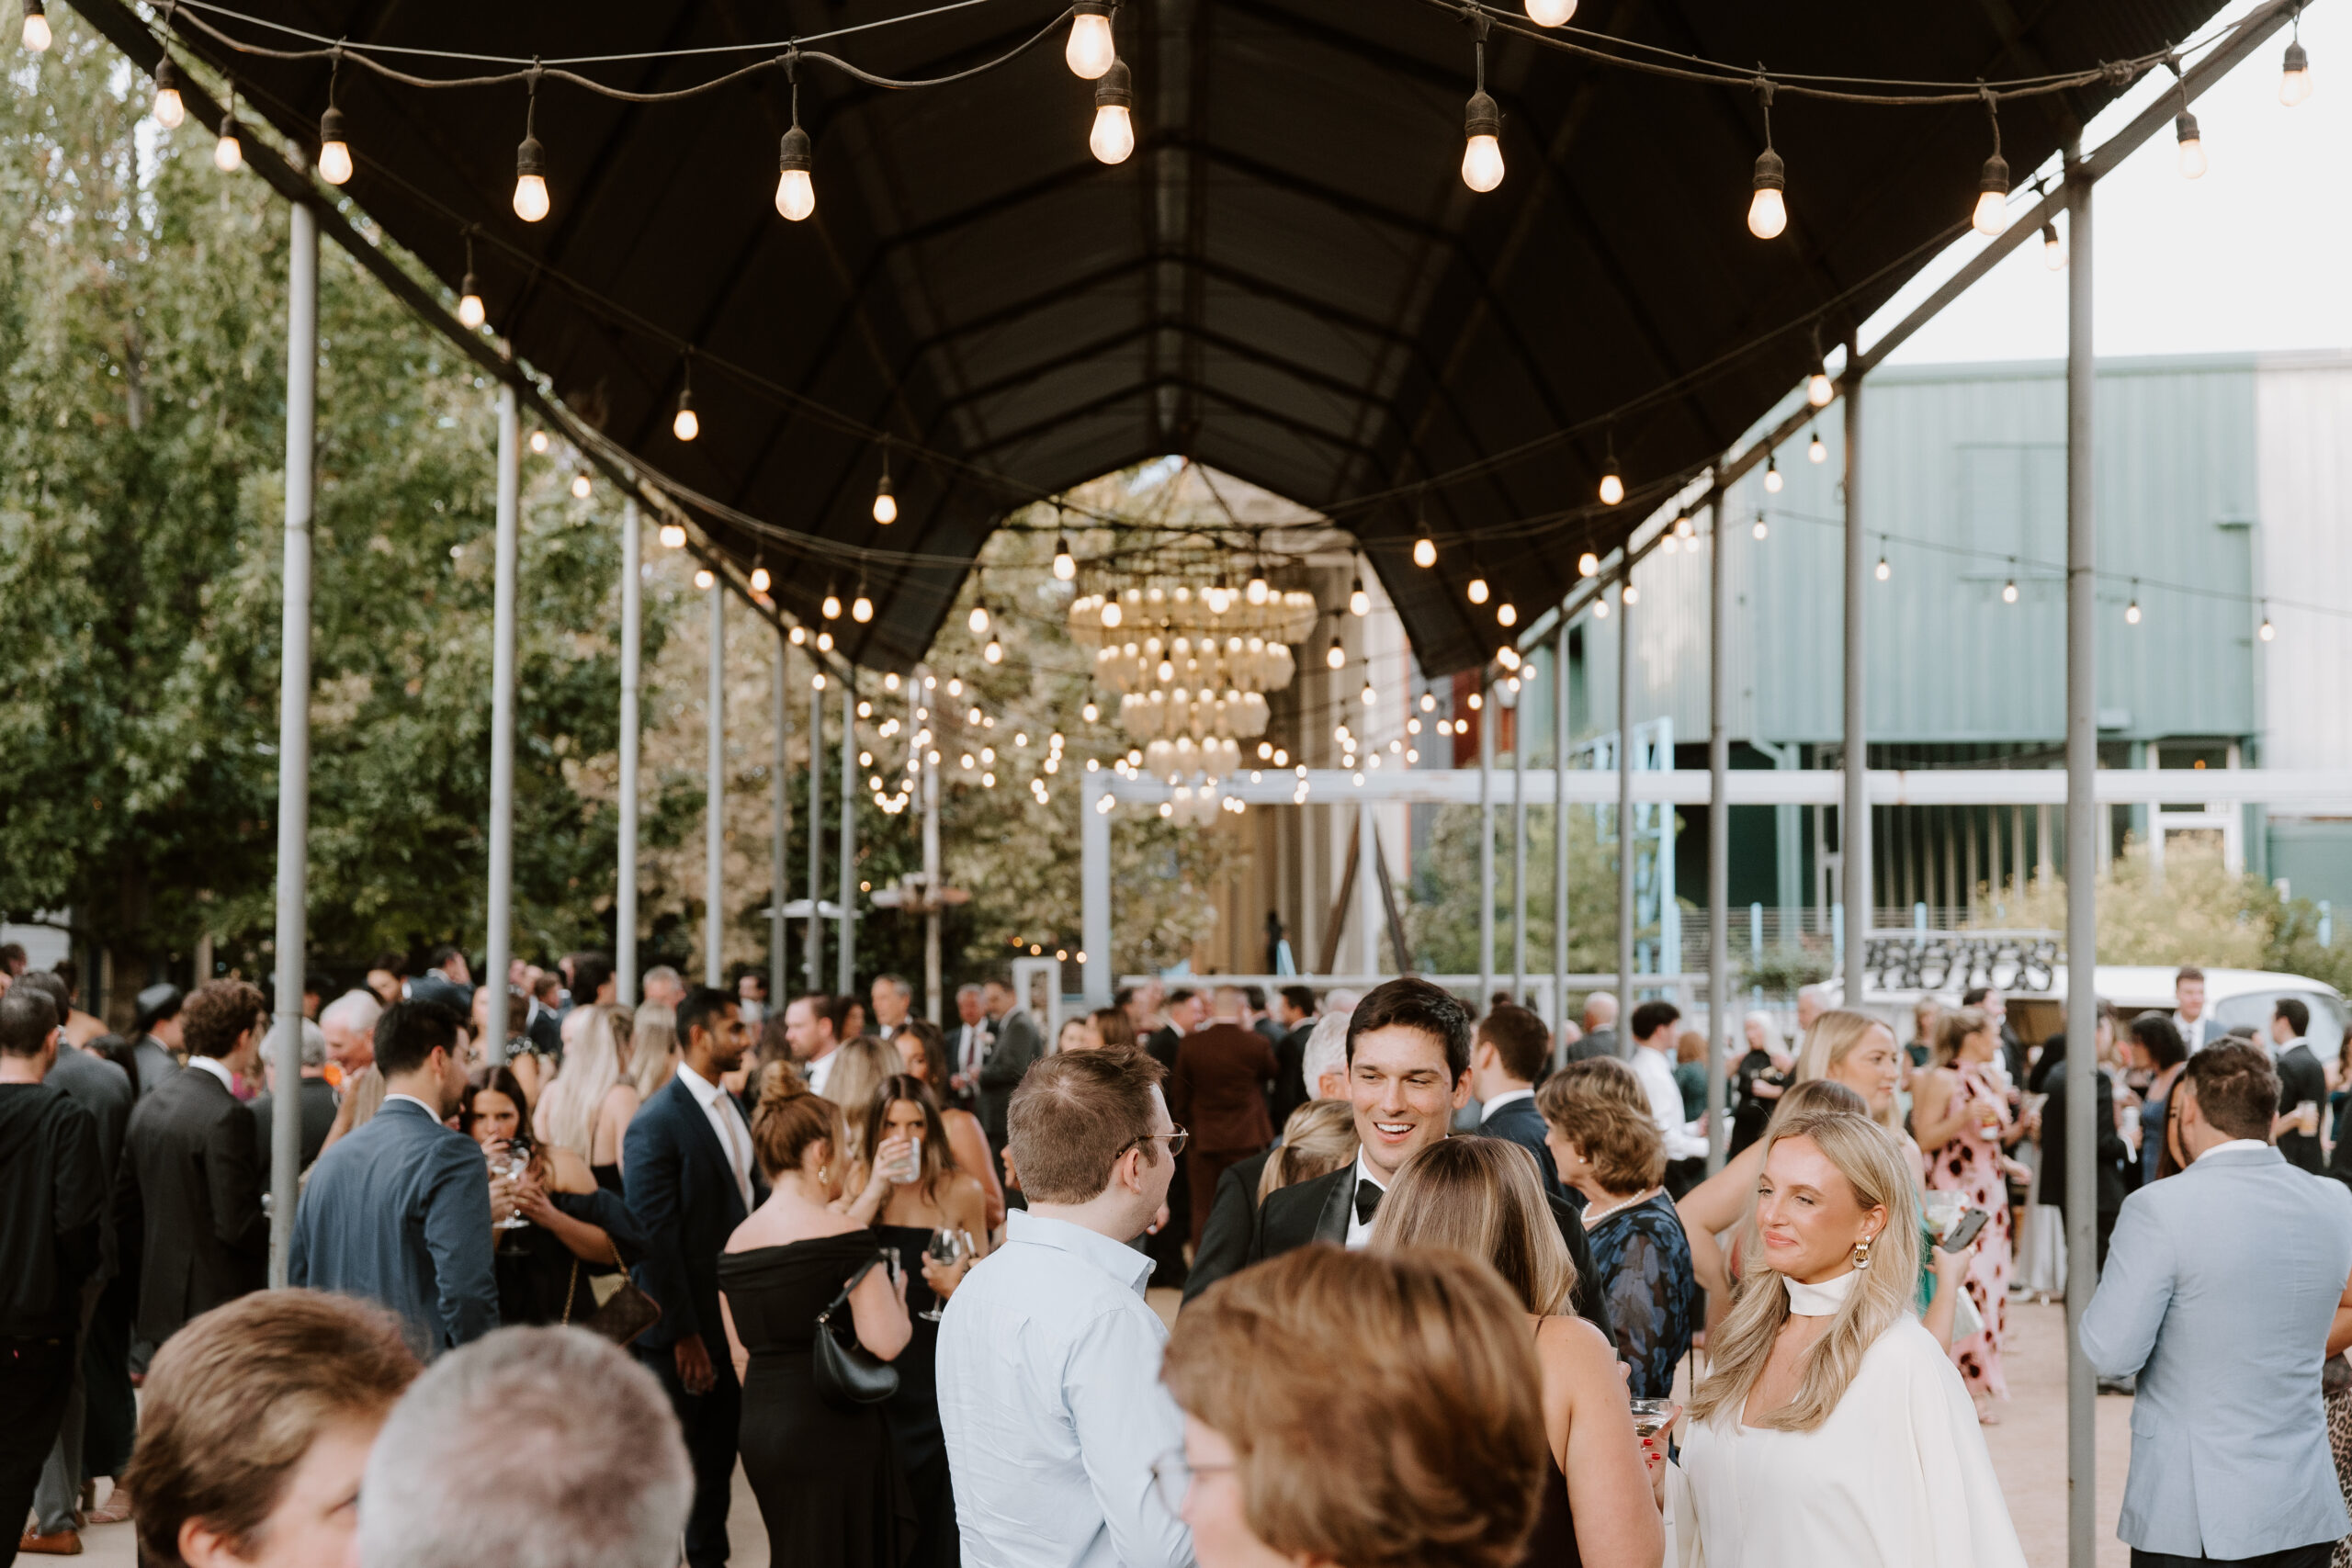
{"left": 1170, "top": 986, "right": 1279, "bottom": 1250}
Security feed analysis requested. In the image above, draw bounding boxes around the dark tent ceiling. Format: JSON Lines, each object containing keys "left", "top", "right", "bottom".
{"left": 131, "top": 0, "right": 2222, "bottom": 673}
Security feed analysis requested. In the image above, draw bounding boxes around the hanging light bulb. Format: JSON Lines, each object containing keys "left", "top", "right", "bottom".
{"left": 213, "top": 105, "right": 244, "bottom": 172}
{"left": 1763, "top": 453, "right": 1783, "bottom": 493}
{"left": 1349, "top": 574, "right": 1370, "bottom": 616}
{"left": 1082, "top": 701, "right": 1101, "bottom": 723}
{"left": 1053, "top": 536, "right": 1077, "bottom": 581}
{"left": 1326, "top": 636, "right": 1345, "bottom": 671}
{"left": 2259, "top": 605, "right": 2277, "bottom": 641}
{"left": 1412, "top": 535, "right": 1436, "bottom": 568}
{"left": 1970, "top": 100, "right": 2009, "bottom": 236}
{"left": 816, "top": 631, "right": 833, "bottom": 651}
{"left": 1807, "top": 427, "right": 1826, "bottom": 463}
{"left": 2176, "top": 109, "right": 2206, "bottom": 179}
{"left": 1807, "top": 361, "right": 1834, "bottom": 408}
{"left": 1462, "top": 89, "right": 1504, "bottom": 192}
{"left": 1592, "top": 597, "right": 1609, "bottom": 617}
{"left": 1747, "top": 144, "right": 1787, "bottom": 240}
{"left": 1361, "top": 674, "right": 1377, "bottom": 707}
{"left": 1621, "top": 583, "right": 1638, "bottom": 606}
{"left": 750, "top": 564, "right": 771, "bottom": 593}
{"left": 2041, "top": 221, "right": 2067, "bottom": 270}
{"left": 1577, "top": 551, "right": 1599, "bottom": 578}
{"left": 1675, "top": 514, "right": 1695, "bottom": 540}
{"left": 1245, "top": 570, "right": 1268, "bottom": 604}
{"left": 2282, "top": 34, "right": 2312, "bottom": 107}
{"left": 1467, "top": 573, "right": 1489, "bottom": 605}
{"left": 659, "top": 522, "right": 686, "bottom": 548}
{"left": 457, "top": 272, "right": 485, "bottom": 330}
{"left": 1875, "top": 551, "right": 1890, "bottom": 582}
{"left": 854, "top": 590, "right": 876, "bottom": 625}
{"left": 670, "top": 385, "right": 699, "bottom": 443}
{"left": 22, "top": 0, "right": 51, "bottom": 51}
{"left": 1066, "top": 2, "right": 1115, "bottom": 79}
{"left": 1497, "top": 600, "right": 1517, "bottom": 627}
{"left": 152, "top": 56, "right": 185, "bottom": 128}
{"left": 2124, "top": 584, "right": 2142, "bottom": 625}
{"left": 1599, "top": 446, "right": 1624, "bottom": 506}
{"left": 822, "top": 586, "right": 842, "bottom": 620}
{"left": 967, "top": 601, "right": 990, "bottom": 636}
{"left": 1091, "top": 59, "right": 1136, "bottom": 164}
{"left": 529, "top": 430, "right": 550, "bottom": 455}
{"left": 1524, "top": 0, "right": 1575, "bottom": 24}
{"left": 1752, "top": 513, "right": 1769, "bottom": 540}
{"left": 571, "top": 473, "right": 592, "bottom": 500}
{"left": 1100, "top": 598, "right": 1122, "bottom": 628}
{"left": 512, "top": 99, "right": 549, "bottom": 222}
{"left": 317, "top": 106, "right": 353, "bottom": 186}
{"left": 2002, "top": 572, "right": 2019, "bottom": 604}
{"left": 694, "top": 568, "right": 715, "bottom": 590}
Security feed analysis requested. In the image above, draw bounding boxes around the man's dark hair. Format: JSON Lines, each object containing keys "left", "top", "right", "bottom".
{"left": 182, "top": 980, "right": 266, "bottom": 1061}
{"left": 1961, "top": 987, "right": 1991, "bottom": 1008}
{"left": 532, "top": 972, "right": 561, "bottom": 1001}
{"left": 1243, "top": 985, "right": 1268, "bottom": 1011}
{"left": 51, "top": 960, "right": 78, "bottom": 1000}
{"left": 1113, "top": 986, "right": 1137, "bottom": 1010}
{"left": 2182, "top": 1040, "right": 2281, "bottom": 1143}
{"left": 2277, "top": 997, "right": 2312, "bottom": 1038}
{"left": 374, "top": 1000, "right": 468, "bottom": 1078}
{"left": 371, "top": 951, "right": 408, "bottom": 977}
{"left": 0, "top": 942, "right": 25, "bottom": 973}
{"left": 825, "top": 993, "right": 860, "bottom": 1037}
{"left": 1280, "top": 985, "right": 1317, "bottom": 1018}
{"left": 305, "top": 971, "right": 334, "bottom": 999}
{"left": 428, "top": 946, "right": 466, "bottom": 973}
{"left": 2129, "top": 1013, "right": 2188, "bottom": 1072}
{"left": 678, "top": 986, "right": 737, "bottom": 1048}
{"left": 18, "top": 971, "right": 71, "bottom": 1021}
{"left": 0, "top": 987, "right": 59, "bottom": 1057}
{"left": 1166, "top": 986, "right": 1198, "bottom": 1008}
{"left": 1346, "top": 978, "right": 1474, "bottom": 1084}
{"left": 2176, "top": 964, "right": 2206, "bottom": 986}
{"left": 568, "top": 952, "right": 616, "bottom": 1003}
{"left": 1629, "top": 999, "right": 1681, "bottom": 1043}
{"left": 1477, "top": 1004, "right": 1551, "bottom": 1085}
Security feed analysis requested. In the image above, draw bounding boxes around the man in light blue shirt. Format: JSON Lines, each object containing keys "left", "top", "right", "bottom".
{"left": 938, "top": 1046, "right": 1194, "bottom": 1568}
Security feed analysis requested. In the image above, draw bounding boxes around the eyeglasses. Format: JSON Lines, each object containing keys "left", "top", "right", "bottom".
{"left": 1136, "top": 1125, "right": 1190, "bottom": 1157}
{"left": 1149, "top": 1449, "right": 1233, "bottom": 1515}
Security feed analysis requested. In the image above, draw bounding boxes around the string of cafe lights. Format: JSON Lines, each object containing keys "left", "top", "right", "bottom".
{"left": 20, "top": 0, "right": 2312, "bottom": 579}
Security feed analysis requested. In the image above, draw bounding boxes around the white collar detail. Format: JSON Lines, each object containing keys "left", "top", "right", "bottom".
{"left": 1781, "top": 1268, "right": 1860, "bottom": 1317}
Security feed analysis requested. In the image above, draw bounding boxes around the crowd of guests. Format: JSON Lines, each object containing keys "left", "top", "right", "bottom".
{"left": 7, "top": 934, "right": 2351, "bottom": 1568}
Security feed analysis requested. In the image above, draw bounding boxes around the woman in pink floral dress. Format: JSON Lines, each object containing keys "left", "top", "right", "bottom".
{"left": 1912, "top": 1006, "right": 2034, "bottom": 1420}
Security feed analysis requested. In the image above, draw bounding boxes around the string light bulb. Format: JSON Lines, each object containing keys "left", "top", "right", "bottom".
{"left": 1525, "top": 0, "right": 1575, "bottom": 24}
{"left": 1807, "top": 359, "right": 1833, "bottom": 408}
{"left": 852, "top": 584, "right": 874, "bottom": 623}
{"left": 317, "top": 106, "right": 353, "bottom": 186}
{"left": 22, "top": 0, "right": 50, "bottom": 51}
{"left": 872, "top": 470, "right": 896, "bottom": 525}
{"left": 967, "top": 601, "right": 990, "bottom": 636}
{"left": 750, "top": 564, "right": 771, "bottom": 593}
{"left": 1066, "top": 2, "right": 1115, "bottom": 79}
{"left": 1053, "top": 536, "right": 1076, "bottom": 581}
{"left": 2259, "top": 606, "right": 2276, "bottom": 641}
{"left": 1752, "top": 513, "right": 1769, "bottom": 540}
{"left": 1349, "top": 574, "right": 1370, "bottom": 616}
{"left": 695, "top": 568, "right": 715, "bottom": 590}
{"left": 2002, "top": 571, "right": 2019, "bottom": 604}
{"left": 2176, "top": 108, "right": 2205, "bottom": 179}
{"left": 457, "top": 271, "right": 485, "bottom": 330}
{"left": 1082, "top": 701, "right": 1100, "bottom": 723}
{"left": 1362, "top": 672, "right": 1377, "bottom": 707}
{"left": 776, "top": 64, "right": 816, "bottom": 220}
{"left": 660, "top": 522, "right": 686, "bottom": 548}
{"left": 1467, "top": 573, "right": 1489, "bottom": 605}
{"left": 2125, "top": 583, "right": 2142, "bottom": 625}
{"left": 1497, "top": 600, "right": 1517, "bottom": 627}
{"left": 512, "top": 90, "right": 549, "bottom": 222}
{"left": 1675, "top": 514, "right": 1695, "bottom": 540}
{"left": 2041, "top": 220, "right": 2066, "bottom": 270}
{"left": 571, "top": 473, "right": 592, "bottom": 500}
{"left": 1747, "top": 143, "right": 1787, "bottom": 240}
{"left": 1326, "top": 636, "right": 1345, "bottom": 671}
{"left": 1100, "top": 598, "right": 1122, "bottom": 628}
{"left": 1413, "top": 535, "right": 1436, "bottom": 568}
{"left": 1599, "top": 436, "right": 1624, "bottom": 506}
{"left": 673, "top": 355, "right": 698, "bottom": 440}
{"left": 2281, "top": 32, "right": 2312, "bottom": 107}
{"left": 1245, "top": 570, "right": 1268, "bottom": 604}
{"left": 1971, "top": 95, "right": 2009, "bottom": 236}
{"left": 1577, "top": 551, "right": 1599, "bottom": 578}
{"left": 529, "top": 430, "right": 549, "bottom": 455}
{"left": 822, "top": 586, "right": 842, "bottom": 620}
{"left": 1462, "top": 89, "right": 1504, "bottom": 192}
{"left": 152, "top": 55, "right": 185, "bottom": 128}
{"left": 1091, "top": 59, "right": 1136, "bottom": 164}
{"left": 1807, "top": 428, "right": 1826, "bottom": 463}
{"left": 1875, "top": 550, "right": 1890, "bottom": 581}
{"left": 212, "top": 98, "right": 245, "bottom": 171}
{"left": 1763, "top": 453, "right": 1783, "bottom": 493}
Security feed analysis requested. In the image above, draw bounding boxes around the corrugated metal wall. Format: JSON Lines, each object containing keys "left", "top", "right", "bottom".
{"left": 2254, "top": 354, "right": 2352, "bottom": 773}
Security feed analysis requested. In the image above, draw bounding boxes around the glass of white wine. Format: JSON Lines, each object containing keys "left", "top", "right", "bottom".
{"left": 920, "top": 1229, "right": 970, "bottom": 1322}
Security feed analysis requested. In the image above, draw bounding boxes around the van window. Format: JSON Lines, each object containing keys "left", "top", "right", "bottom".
{"left": 2211, "top": 990, "right": 2347, "bottom": 1054}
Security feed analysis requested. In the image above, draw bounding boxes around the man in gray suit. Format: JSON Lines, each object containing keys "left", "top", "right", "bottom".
{"left": 2082, "top": 1040, "right": 2352, "bottom": 1568}
{"left": 290, "top": 998, "right": 508, "bottom": 1359}
{"left": 1563, "top": 991, "right": 1618, "bottom": 1063}
{"left": 977, "top": 974, "right": 1043, "bottom": 1152}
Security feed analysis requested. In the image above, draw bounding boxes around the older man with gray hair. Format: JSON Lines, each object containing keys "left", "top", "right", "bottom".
{"left": 320, "top": 989, "right": 381, "bottom": 1082}
{"left": 1182, "top": 1011, "right": 1356, "bottom": 1304}
{"left": 358, "top": 1325, "right": 692, "bottom": 1568}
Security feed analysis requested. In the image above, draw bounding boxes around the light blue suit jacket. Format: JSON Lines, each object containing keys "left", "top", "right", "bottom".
{"left": 2080, "top": 1142, "right": 2352, "bottom": 1559}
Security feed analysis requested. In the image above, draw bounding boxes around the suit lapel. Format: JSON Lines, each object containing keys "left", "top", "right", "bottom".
{"left": 665, "top": 1077, "right": 746, "bottom": 1221}
{"left": 1314, "top": 1166, "right": 1354, "bottom": 1247}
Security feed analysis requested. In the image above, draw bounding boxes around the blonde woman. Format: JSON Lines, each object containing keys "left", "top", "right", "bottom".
{"left": 1372, "top": 1138, "right": 1663, "bottom": 1568}
{"left": 630, "top": 1003, "right": 682, "bottom": 1105}
{"left": 819, "top": 1037, "right": 900, "bottom": 1165}
{"left": 1254, "top": 1098, "right": 1359, "bottom": 1202}
{"left": 535, "top": 1004, "right": 639, "bottom": 1172}
{"left": 1672, "top": 1111, "right": 2025, "bottom": 1568}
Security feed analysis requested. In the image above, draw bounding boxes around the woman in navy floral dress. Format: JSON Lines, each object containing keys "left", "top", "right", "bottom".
{"left": 1543, "top": 1087, "right": 1695, "bottom": 1399}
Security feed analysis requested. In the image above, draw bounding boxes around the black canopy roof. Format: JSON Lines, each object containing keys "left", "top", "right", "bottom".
{"left": 151, "top": 0, "right": 2219, "bottom": 673}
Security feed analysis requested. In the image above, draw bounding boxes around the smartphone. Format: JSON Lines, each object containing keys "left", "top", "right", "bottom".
{"left": 1939, "top": 1207, "right": 1990, "bottom": 1252}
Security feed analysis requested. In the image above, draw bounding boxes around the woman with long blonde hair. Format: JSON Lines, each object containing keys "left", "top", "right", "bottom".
{"left": 535, "top": 1003, "right": 639, "bottom": 1169}
{"left": 629, "top": 1003, "right": 682, "bottom": 1105}
{"left": 1672, "top": 1111, "right": 2024, "bottom": 1567}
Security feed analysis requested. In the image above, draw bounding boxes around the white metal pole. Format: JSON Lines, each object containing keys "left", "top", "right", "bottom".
{"left": 1082, "top": 778, "right": 1112, "bottom": 1007}
{"left": 1553, "top": 616, "right": 1570, "bottom": 1050}
{"left": 267, "top": 201, "right": 317, "bottom": 1287}
{"left": 1512, "top": 687, "right": 1527, "bottom": 1001}
{"left": 1706, "top": 469, "right": 1731, "bottom": 1173}
{"left": 1478, "top": 682, "right": 1495, "bottom": 1007}
{"left": 807, "top": 675, "right": 824, "bottom": 991}
{"left": 1842, "top": 340, "right": 1871, "bottom": 1008}
{"left": 1358, "top": 802, "right": 1380, "bottom": 977}
{"left": 705, "top": 582, "right": 725, "bottom": 988}
{"left": 1616, "top": 573, "right": 1634, "bottom": 1037}
{"left": 2063, "top": 138, "right": 2099, "bottom": 1568}
{"left": 484, "top": 385, "right": 519, "bottom": 1061}
{"left": 617, "top": 502, "right": 640, "bottom": 1006}
{"left": 923, "top": 674, "right": 944, "bottom": 1021}
{"left": 837, "top": 678, "right": 855, "bottom": 996}
{"left": 770, "top": 631, "right": 789, "bottom": 1010}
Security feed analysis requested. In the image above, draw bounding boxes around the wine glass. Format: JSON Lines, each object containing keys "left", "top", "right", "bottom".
{"left": 919, "top": 1229, "right": 969, "bottom": 1322}
{"left": 1922, "top": 1190, "right": 1964, "bottom": 1240}
{"left": 1628, "top": 1398, "right": 1678, "bottom": 1440}
{"left": 495, "top": 1141, "right": 532, "bottom": 1230}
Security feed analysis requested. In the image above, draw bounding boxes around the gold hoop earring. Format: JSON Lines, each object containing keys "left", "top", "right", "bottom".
{"left": 1851, "top": 1236, "right": 1873, "bottom": 1269}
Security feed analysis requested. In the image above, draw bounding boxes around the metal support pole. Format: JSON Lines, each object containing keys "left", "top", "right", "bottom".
{"left": 1842, "top": 340, "right": 1871, "bottom": 1010}
{"left": 1478, "top": 684, "right": 1495, "bottom": 1008}
{"left": 705, "top": 583, "right": 725, "bottom": 988}
{"left": 1616, "top": 574, "right": 1634, "bottom": 1035}
{"left": 770, "top": 632, "right": 790, "bottom": 1010}
{"left": 837, "top": 678, "right": 856, "bottom": 996}
{"left": 484, "top": 385, "right": 519, "bottom": 1061}
{"left": 923, "top": 678, "right": 944, "bottom": 1022}
{"left": 1512, "top": 688, "right": 1527, "bottom": 1001}
{"left": 1082, "top": 780, "right": 1112, "bottom": 1007}
{"left": 1706, "top": 469, "right": 1731, "bottom": 1173}
{"left": 267, "top": 201, "right": 317, "bottom": 1287}
{"left": 807, "top": 675, "right": 824, "bottom": 992}
{"left": 617, "top": 502, "right": 640, "bottom": 1006}
{"left": 1552, "top": 617, "right": 1570, "bottom": 1046}
{"left": 2063, "top": 139, "right": 2099, "bottom": 1568}
{"left": 1359, "top": 802, "right": 1381, "bottom": 976}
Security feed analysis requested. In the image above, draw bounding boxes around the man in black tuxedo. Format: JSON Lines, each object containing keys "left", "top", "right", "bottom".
{"left": 1243, "top": 978, "right": 1612, "bottom": 1337}
{"left": 2271, "top": 996, "right": 2328, "bottom": 1176}
{"left": 625, "top": 986, "right": 763, "bottom": 1568}
{"left": 1267, "top": 985, "right": 1318, "bottom": 1130}
{"left": 1470, "top": 1003, "right": 1568, "bottom": 1206}
{"left": 114, "top": 979, "right": 270, "bottom": 1351}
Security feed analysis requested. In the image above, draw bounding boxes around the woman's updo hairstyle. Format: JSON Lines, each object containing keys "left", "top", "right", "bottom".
{"left": 751, "top": 1065, "right": 845, "bottom": 1180}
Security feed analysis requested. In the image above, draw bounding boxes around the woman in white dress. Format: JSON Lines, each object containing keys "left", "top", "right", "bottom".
{"left": 1671, "top": 1109, "right": 2024, "bottom": 1568}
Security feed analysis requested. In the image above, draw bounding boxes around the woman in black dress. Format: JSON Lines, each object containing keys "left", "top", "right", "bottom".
{"left": 462, "top": 1068, "right": 643, "bottom": 1325}
{"left": 721, "top": 1071, "right": 916, "bottom": 1568}
{"left": 858, "top": 1077, "right": 995, "bottom": 1568}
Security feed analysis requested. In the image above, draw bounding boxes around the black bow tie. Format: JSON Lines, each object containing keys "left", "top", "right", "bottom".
{"left": 1354, "top": 1178, "right": 1385, "bottom": 1225}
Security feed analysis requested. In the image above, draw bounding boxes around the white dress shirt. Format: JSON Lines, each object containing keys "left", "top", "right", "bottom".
{"left": 936, "top": 1211, "right": 1193, "bottom": 1568}
{"left": 675, "top": 1060, "right": 754, "bottom": 1211}
{"left": 1632, "top": 1044, "right": 1710, "bottom": 1162}
{"left": 1343, "top": 1149, "right": 1388, "bottom": 1249}
{"left": 187, "top": 1055, "right": 239, "bottom": 1093}
{"left": 2181, "top": 1012, "right": 2217, "bottom": 1054}
{"left": 956, "top": 1022, "right": 990, "bottom": 1079}
{"left": 807, "top": 1047, "right": 839, "bottom": 1099}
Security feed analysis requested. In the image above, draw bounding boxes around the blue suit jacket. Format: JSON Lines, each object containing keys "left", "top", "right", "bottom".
{"left": 1480, "top": 1095, "right": 1570, "bottom": 1206}
{"left": 624, "top": 1075, "right": 764, "bottom": 1354}
{"left": 2081, "top": 1143, "right": 2352, "bottom": 1559}
{"left": 288, "top": 1098, "right": 498, "bottom": 1358}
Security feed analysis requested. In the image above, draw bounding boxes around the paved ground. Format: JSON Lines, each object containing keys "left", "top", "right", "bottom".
{"left": 60, "top": 1296, "right": 2138, "bottom": 1568}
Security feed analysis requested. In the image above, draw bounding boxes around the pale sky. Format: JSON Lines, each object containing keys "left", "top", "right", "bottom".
{"left": 1876, "top": 4, "right": 2344, "bottom": 366}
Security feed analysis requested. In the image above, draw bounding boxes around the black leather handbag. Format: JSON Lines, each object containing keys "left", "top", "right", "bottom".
{"left": 812, "top": 1251, "right": 900, "bottom": 1410}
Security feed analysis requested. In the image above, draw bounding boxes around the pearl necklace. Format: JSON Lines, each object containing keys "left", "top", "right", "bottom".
{"left": 1581, "top": 1185, "right": 1661, "bottom": 1227}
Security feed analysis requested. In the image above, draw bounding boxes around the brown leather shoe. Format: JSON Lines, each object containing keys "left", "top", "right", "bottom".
{"left": 17, "top": 1529, "right": 84, "bottom": 1555}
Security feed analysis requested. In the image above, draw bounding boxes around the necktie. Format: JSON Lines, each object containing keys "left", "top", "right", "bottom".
{"left": 1354, "top": 1178, "right": 1385, "bottom": 1225}
{"left": 716, "top": 1099, "right": 752, "bottom": 1208}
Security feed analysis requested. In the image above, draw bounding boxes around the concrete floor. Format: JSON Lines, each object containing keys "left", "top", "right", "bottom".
{"left": 57, "top": 1297, "right": 2142, "bottom": 1568}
